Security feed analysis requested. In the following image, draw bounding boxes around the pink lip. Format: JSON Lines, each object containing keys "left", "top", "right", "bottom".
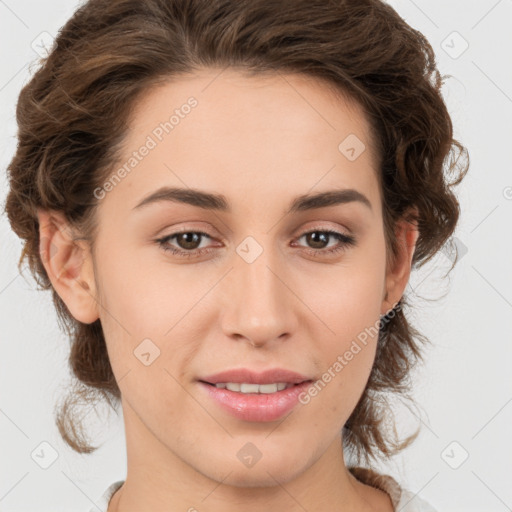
{"left": 198, "top": 368, "right": 314, "bottom": 422}
{"left": 199, "top": 380, "right": 313, "bottom": 422}
{"left": 200, "top": 368, "right": 311, "bottom": 385}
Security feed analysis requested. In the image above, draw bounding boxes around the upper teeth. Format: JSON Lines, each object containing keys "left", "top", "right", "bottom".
{"left": 215, "top": 382, "right": 292, "bottom": 393}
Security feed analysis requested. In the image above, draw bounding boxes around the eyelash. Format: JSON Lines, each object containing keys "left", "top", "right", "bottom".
{"left": 155, "top": 228, "right": 356, "bottom": 259}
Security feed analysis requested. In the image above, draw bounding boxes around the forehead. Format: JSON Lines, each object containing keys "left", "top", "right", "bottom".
{"left": 99, "top": 68, "right": 380, "bottom": 219}
{"left": 125, "top": 68, "right": 378, "bottom": 161}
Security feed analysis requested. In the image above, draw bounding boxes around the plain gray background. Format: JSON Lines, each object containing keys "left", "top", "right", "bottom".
{"left": 1, "top": 0, "right": 511, "bottom": 510}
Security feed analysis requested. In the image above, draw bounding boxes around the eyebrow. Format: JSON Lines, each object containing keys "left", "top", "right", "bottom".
{"left": 132, "top": 186, "right": 372, "bottom": 214}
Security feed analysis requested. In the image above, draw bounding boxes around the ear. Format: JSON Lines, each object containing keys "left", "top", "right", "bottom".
{"left": 381, "top": 208, "right": 419, "bottom": 316}
{"left": 37, "top": 208, "right": 100, "bottom": 324}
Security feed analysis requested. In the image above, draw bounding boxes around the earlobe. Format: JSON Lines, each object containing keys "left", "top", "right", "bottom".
{"left": 37, "top": 209, "right": 100, "bottom": 324}
{"left": 381, "top": 209, "right": 419, "bottom": 316}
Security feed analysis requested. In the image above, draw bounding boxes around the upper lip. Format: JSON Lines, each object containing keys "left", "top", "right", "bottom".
{"left": 200, "top": 368, "right": 313, "bottom": 385}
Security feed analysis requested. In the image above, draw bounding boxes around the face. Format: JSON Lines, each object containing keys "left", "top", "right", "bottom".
{"left": 42, "top": 68, "right": 414, "bottom": 489}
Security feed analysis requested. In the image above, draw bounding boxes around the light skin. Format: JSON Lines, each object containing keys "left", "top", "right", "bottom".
{"left": 38, "top": 68, "right": 418, "bottom": 511}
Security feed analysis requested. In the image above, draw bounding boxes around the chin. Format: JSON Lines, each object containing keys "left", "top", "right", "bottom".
{"left": 198, "top": 453, "right": 305, "bottom": 489}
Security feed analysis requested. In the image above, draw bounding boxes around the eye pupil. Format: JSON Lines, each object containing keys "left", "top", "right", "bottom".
{"left": 307, "top": 232, "right": 329, "bottom": 249}
{"left": 178, "top": 232, "right": 201, "bottom": 249}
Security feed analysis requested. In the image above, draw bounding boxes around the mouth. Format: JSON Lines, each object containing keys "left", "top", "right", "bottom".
{"left": 197, "top": 379, "right": 315, "bottom": 422}
{"left": 199, "top": 380, "right": 313, "bottom": 394}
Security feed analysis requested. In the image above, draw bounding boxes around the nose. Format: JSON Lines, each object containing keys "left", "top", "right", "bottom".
{"left": 219, "top": 245, "right": 298, "bottom": 348}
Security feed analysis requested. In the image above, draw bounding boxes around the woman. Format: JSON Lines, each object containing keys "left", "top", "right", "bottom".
{"left": 4, "top": 0, "right": 468, "bottom": 510}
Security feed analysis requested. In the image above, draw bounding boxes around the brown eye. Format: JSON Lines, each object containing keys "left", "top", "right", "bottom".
{"left": 156, "top": 231, "right": 215, "bottom": 258}
{"left": 295, "top": 229, "right": 356, "bottom": 256}
{"left": 174, "top": 232, "right": 203, "bottom": 250}
{"left": 304, "top": 231, "right": 331, "bottom": 249}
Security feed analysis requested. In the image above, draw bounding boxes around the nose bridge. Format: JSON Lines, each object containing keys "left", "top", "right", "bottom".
{"left": 221, "top": 239, "right": 295, "bottom": 345}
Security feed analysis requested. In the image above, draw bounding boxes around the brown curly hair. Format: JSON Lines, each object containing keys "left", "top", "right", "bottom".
{"left": 3, "top": 0, "right": 468, "bottom": 466}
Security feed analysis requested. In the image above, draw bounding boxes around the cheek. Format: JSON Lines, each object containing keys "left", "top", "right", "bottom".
{"left": 313, "top": 237, "right": 386, "bottom": 342}
{"left": 93, "top": 250, "right": 204, "bottom": 385}
{"left": 306, "top": 235, "right": 386, "bottom": 409}
{"left": 95, "top": 246, "right": 182, "bottom": 335}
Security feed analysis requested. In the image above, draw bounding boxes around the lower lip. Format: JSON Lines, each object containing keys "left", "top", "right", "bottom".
{"left": 199, "top": 381, "right": 313, "bottom": 422}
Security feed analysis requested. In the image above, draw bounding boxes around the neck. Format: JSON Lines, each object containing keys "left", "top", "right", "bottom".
{"left": 108, "top": 400, "right": 393, "bottom": 512}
